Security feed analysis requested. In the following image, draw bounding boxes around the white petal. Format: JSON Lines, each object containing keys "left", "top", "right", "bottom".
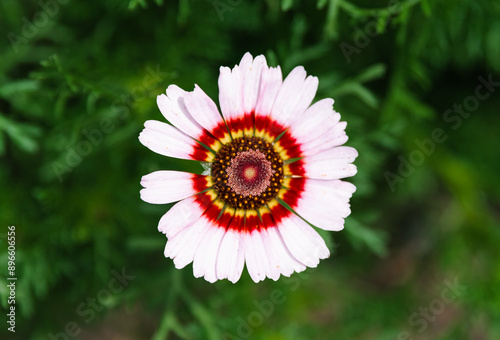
{"left": 302, "top": 146, "right": 358, "bottom": 179}
{"left": 300, "top": 121, "right": 348, "bottom": 157}
{"left": 218, "top": 52, "right": 269, "bottom": 122}
{"left": 242, "top": 54, "right": 267, "bottom": 114}
{"left": 158, "top": 195, "right": 207, "bottom": 238}
{"left": 305, "top": 145, "right": 358, "bottom": 162}
{"left": 218, "top": 65, "right": 244, "bottom": 121}
{"left": 216, "top": 229, "right": 245, "bottom": 283}
{"left": 289, "top": 98, "right": 340, "bottom": 144}
{"left": 157, "top": 85, "right": 204, "bottom": 139}
{"left": 271, "top": 66, "right": 318, "bottom": 126}
{"left": 278, "top": 215, "right": 330, "bottom": 267}
{"left": 183, "top": 85, "right": 224, "bottom": 132}
{"left": 193, "top": 226, "right": 226, "bottom": 283}
{"left": 238, "top": 51, "right": 253, "bottom": 69}
{"left": 140, "top": 171, "right": 200, "bottom": 204}
{"left": 262, "top": 227, "right": 306, "bottom": 278}
{"left": 165, "top": 215, "right": 212, "bottom": 269}
{"left": 138, "top": 120, "right": 197, "bottom": 160}
{"left": 255, "top": 66, "right": 283, "bottom": 117}
{"left": 244, "top": 230, "right": 271, "bottom": 283}
{"left": 293, "top": 179, "right": 356, "bottom": 231}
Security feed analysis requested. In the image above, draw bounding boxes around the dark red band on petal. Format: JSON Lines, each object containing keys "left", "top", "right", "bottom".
{"left": 260, "top": 209, "right": 277, "bottom": 229}
{"left": 244, "top": 112, "right": 255, "bottom": 132}
{"left": 245, "top": 212, "right": 263, "bottom": 232}
{"left": 281, "top": 178, "right": 306, "bottom": 209}
{"left": 267, "top": 119, "right": 286, "bottom": 139}
{"left": 268, "top": 203, "right": 292, "bottom": 225}
{"left": 201, "top": 201, "right": 223, "bottom": 223}
{"left": 255, "top": 115, "right": 286, "bottom": 140}
{"left": 227, "top": 116, "right": 242, "bottom": 133}
{"left": 217, "top": 209, "right": 234, "bottom": 229}
{"left": 194, "top": 191, "right": 215, "bottom": 211}
{"left": 192, "top": 174, "right": 211, "bottom": 193}
{"left": 254, "top": 115, "right": 268, "bottom": 135}
{"left": 197, "top": 129, "right": 218, "bottom": 148}
{"left": 286, "top": 159, "right": 306, "bottom": 177}
{"left": 190, "top": 143, "right": 213, "bottom": 162}
{"left": 227, "top": 213, "right": 245, "bottom": 232}
{"left": 211, "top": 120, "right": 230, "bottom": 140}
{"left": 277, "top": 132, "right": 302, "bottom": 159}
{"left": 226, "top": 112, "right": 254, "bottom": 135}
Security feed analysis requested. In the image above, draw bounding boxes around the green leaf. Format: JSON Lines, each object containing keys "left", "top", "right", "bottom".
{"left": 0, "top": 115, "right": 42, "bottom": 153}
{"left": 282, "top": 0, "right": 294, "bottom": 11}
{"left": 0, "top": 80, "right": 39, "bottom": 98}
{"left": 420, "top": 0, "right": 432, "bottom": 17}
{"left": 128, "top": 0, "right": 148, "bottom": 10}
{"left": 0, "top": 132, "right": 4, "bottom": 155}
{"left": 324, "top": 0, "right": 340, "bottom": 39}
{"left": 334, "top": 82, "right": 379, "bottom": 108}
{"left": 345, "top": 218, "right": 387, "bottom": 256}
{"left": 317, "top": 0, "right": 329, "bottom": 9}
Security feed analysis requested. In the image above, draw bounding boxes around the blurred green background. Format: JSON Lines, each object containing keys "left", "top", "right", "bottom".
{"left": 1, "top": 0, "right": 500, "bottom": 339}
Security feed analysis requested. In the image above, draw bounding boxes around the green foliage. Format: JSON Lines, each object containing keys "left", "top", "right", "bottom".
{"left": 1, "top": 0, "right": 499, "bottom": 339}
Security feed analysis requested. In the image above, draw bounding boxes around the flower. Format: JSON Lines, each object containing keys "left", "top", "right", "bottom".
{"left": 139, "top": 52, "right": 358, "bottom": 283}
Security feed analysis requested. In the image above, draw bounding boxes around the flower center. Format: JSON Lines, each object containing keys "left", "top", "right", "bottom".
{"left": 244, "top": 166, "right": 257, "bottom": 180}
{"left": 226, "top": 149, "right": 274, "bottom": 197}
{"left": 211, "top": 137, "right": 284, "bottom": 210}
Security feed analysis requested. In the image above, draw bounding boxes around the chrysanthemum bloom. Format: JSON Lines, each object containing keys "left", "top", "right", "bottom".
{"left": 139, "top": 53, "right": 357, "bottom": 283}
